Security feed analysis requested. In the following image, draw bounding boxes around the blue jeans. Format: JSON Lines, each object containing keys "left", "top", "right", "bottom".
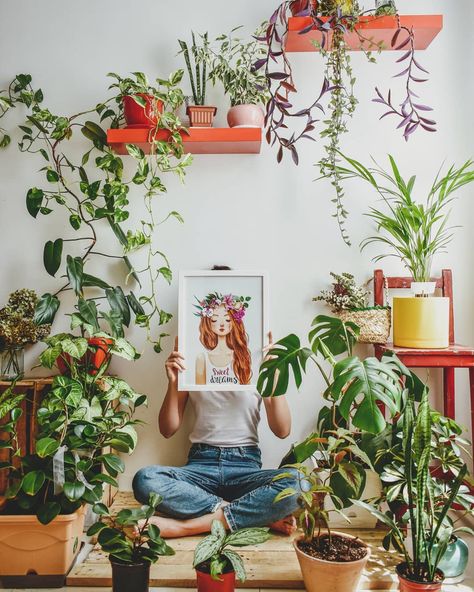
{"left": 132, "top": 444, "right": 300, "bottom": 531}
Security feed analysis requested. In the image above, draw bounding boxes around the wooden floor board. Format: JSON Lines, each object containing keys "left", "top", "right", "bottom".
{"left": 66, "top": 492, "right": 401, "bottom": 589}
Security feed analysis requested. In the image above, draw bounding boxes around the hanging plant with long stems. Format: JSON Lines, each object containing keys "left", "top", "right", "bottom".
{"left": 254, "top": 0, "right": 435, "bottom": 244}
{"left": 0, "top": 72, "right": 191, "bottom": 353}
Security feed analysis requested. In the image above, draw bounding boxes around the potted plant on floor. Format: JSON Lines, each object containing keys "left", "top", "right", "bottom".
{"left": 0, "top": 289, "right": 51, "bottom": 379}
{"left": 314, "top": 272, "right": 390, "bottom": 344}
{"left": 193, "top": 520, "right": 270, "bottom": 592}
{"left": 0, "top": 333, "right": 146, "bottom": 583}
{"left": 205, "top": 26, "right": 269, "bottom": 128}
{"left": 178, "top": 33, "right": 216, "bottom": 127}
{"left": 88, "top": 493, "right": 175, "bottom": 592}
{"left": 354, "top": 390, "right": 474, "bottom": 592}
{"left": 331, "top": 153, "right": 474, "bottom": 348}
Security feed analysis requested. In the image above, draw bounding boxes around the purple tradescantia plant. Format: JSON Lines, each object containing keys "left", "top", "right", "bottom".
{"left": 373, "top": 26, "right": 436, "bottom": 140}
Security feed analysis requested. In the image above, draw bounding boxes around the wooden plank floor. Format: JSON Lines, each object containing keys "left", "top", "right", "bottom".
{"left": 67, "top": 492, "right": 404, "bottom": 589}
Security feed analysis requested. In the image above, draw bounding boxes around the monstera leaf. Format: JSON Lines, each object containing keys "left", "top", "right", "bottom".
{"left": 309, "top": 315, "right": 359, "bottom": 359}
{"left": 257, "top": 334, "right": 312, "bottom": 397}
{"left": 329, "top": 356, "right": 404, "bottom": 433}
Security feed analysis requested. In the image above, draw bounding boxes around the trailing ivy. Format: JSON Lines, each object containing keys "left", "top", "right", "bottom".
{"left": 0, "top": 72, "right": 192, "bottom": 353}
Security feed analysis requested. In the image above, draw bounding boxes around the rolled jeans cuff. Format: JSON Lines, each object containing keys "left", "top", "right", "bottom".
{"left": 223, "top": 505, "right": 238, "bottom": 532}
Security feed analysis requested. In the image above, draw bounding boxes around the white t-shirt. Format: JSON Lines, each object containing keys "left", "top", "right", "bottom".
{"left": 188, "top": 390, "right": 262, "bottom": 447}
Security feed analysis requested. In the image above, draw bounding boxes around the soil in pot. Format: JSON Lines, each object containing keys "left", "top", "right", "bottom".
{"left": 396, "top": 562, "right": 444, "bottom": 592}
{"left": 196, "top": 560, "right": 236, "bottom": 592}
{"left": 110, "top": 558, "right": 151, "bottom": 592}
{"left": 297, "top": 534, "right": 368, "bottom": 562}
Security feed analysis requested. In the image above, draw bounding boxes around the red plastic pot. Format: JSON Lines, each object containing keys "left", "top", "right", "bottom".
{"left": 396, "top": 563, "right": 444, "bottom": 592}
{"left": 56, "top": 337, "right": 114, "bottom": 376}
{"left": 196, "top": 567, "right": 236, "bottom": 592}
{"left": 123, "top": 94, "right": 163, "bottom": 127}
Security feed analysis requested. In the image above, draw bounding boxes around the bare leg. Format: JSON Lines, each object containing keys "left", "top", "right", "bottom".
{"left": 269, "top": 514, "right": 297, "bottom": 535}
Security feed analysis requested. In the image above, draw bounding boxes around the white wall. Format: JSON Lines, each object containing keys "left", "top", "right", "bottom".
{"left": 1, "top": 0, "right": 473, "bottom": 489}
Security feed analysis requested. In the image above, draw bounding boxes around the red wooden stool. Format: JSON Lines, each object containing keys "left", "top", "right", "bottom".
{"left": 373, "top": 269, "right": 474, "bottom": 449}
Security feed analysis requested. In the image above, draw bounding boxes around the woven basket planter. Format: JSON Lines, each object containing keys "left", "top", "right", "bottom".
{"left": 336, "top": 307, "right": 391, "bottom": 344}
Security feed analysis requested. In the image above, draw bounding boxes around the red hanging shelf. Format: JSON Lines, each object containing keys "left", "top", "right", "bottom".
{"left": 107, "top": 127, "right": 262, "bottom": 155}
{"left": 285, "top": 14, "right": 443, "bottom": 52}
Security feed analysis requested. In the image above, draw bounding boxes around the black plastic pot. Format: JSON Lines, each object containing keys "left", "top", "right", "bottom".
{"left": 110, "top": 558, "right": 150, "bottom": 592}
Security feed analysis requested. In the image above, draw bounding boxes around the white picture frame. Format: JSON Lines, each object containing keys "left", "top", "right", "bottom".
{"left": 178, "top": 270, "right": 268, "bottom": 391}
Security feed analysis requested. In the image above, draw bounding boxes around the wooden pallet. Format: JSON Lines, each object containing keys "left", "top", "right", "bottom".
{"left": 67, "top": 492, "right": 404, "bottom": 589}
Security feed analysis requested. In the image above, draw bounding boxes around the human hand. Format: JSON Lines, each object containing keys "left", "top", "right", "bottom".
{"left": 165, "top": 337, "right": 186, "bottom": 386}
{"left": 262, "top": 331, "right": 276, "bottom": 362}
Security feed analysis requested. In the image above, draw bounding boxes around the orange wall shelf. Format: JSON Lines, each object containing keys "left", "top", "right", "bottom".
{"left": 107, "top": 127, "right": 262, "bottom": 155}
{"left": 286, "top": 15, "right": 443, "bottom": 52}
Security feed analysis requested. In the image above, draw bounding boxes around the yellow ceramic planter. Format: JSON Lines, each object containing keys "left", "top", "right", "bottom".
{"left": 393, "top": 296, "right": 449, "bottom": 349}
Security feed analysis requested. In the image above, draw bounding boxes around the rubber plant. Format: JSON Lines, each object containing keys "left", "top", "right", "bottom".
{"left": 254, "top": 0, "right": 435, "bottom": 244}
{"left": 0, "top": 71, "right": 192, "bottom": 353}
{"left": 1, "top": 333, "right": 146, "bottom": 524}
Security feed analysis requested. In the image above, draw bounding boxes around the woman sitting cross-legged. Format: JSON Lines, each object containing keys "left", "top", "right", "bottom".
{"left": 132, "top": 332, "right": 300, "bottom": 538}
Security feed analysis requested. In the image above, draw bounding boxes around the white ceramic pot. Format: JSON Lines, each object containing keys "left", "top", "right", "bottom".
{"left": 411, "top": 281, "right": 437, "bottom": 296}
{"left": 227, "top": 104, "right": 264, "bottom": 128}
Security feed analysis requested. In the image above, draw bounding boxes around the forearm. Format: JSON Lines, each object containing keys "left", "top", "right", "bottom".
{"left": 263, "top": 395, "right": 291, "bottom": 439}
{"left": 158, "top": 383, "right": 188, "bottom": 438}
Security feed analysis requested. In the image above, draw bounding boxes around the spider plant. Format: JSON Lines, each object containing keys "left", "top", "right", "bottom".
{"left": 330, "top": 153, "right": 474, "bottom": 282}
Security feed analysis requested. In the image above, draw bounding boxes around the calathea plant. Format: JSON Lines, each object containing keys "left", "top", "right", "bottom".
{"left": 1, "top": 333, "right": 146, "bottom": 524}
{"left": 254, "top": 1, "right": 434, "bottom": 244}
{"left": 0, "top": 71, "right": 191, "bottom": 352}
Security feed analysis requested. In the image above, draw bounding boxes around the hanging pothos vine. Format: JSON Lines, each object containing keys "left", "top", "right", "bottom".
{"left": 0, "top": 71, "right": 192, "bottom": 352}
{"left": 254, "top": 0, "right": 435, "bottom": 245}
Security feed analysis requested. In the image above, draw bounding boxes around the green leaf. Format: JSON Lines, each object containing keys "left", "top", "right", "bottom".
{"left": 22, "top": 470, "right": 45, "bottom": 495}
{"left": 87, "top": 521, "right": 107, "bottom": 536}
{"left": 46, "top": 169, "right": 59, "bottom": 183}
{"left": 257, "top": 335, "right": 312, "bottom": 397}
{"left": 26, "top": 187, "right": 44, "bottom": 218}
{"left": 69, "top": 214, "right": 81, "bottom": 230}
{"left": 331, "top": 461, "right": 366, "bottom": 508}
{"left": 67, "top": 255, "right": 84, "bottom": 296}
{"left": 193, "top": 534, "right": 222, "bottom": 567}
{"left": 148, "top": 523, "right": 162, "bottom": 542}
{"left": 81, "top": 121, "right": 107, "bottom": 147}
{"left": 43, "top": 238, "right": 63, "bottom": 276}
{"left": 36, "top": 437, "right": 60, "bottom": 458}
{"left": 82, "top": 274, "right": 111, "bottom": 290}
{"left": 225, "top": 527, "right": 270, "bottom": 547}
{"left": 222, "top": 549, "right": 246, "bottom": 582}
{"left": 63, "top": 481, "right": 86, "bottom": 501}
{"left": 125, "top": 143, "right": 145, "bottom": 160}
{"left": 92, "top": 502, "right": 110, "bottom": 516}
{"left": 158, "top": 267, "right": 172, "bottom": 285}
{"left": 78, "top": 298, "right": 100, "bottom": 333}
{"left": 61, "top": 337, "right": 88, "bottom": 359}
{"left": 102, "top": 453, "right": 125, "bottom": 475}
{"left": 106, "top": 286, "right": 130, "bottom": 327}
{"left": 309, "top": 315, "right": 359, "bottom": 358}
{"left": 211, "top": 519, "right": 227, "bottom": 544}
{"left": 34, "top": 293, "right": 60, "bottom": 324}
{"left": 110, "top": 338, "right": 137, "bottom": 361}
{"left": 37, "top": 501, "right": 61, "bottom": 525}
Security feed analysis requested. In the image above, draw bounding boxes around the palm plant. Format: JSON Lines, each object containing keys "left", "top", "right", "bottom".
{"left": 331, "top": 153, "right": 474, "bottom": 282}
{"left": 354, "top": 390, "right": 474, "bottom": 584}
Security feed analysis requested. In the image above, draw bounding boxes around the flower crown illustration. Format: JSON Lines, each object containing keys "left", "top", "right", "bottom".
{"left": 194, "top": 292, "right": 251, "bottom": 323}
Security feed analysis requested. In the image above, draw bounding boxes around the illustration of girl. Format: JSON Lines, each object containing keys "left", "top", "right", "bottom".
{"left": 194, "top": 292, "right": 252, "bottom": 385}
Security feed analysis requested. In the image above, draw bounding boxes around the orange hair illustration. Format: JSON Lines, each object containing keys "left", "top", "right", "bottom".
{"left": 199, "top": 316, "right": 252, "bottom": 385}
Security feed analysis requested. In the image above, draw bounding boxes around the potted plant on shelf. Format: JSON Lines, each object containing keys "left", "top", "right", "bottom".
{"left": 193, "top": 520, "right": 270, "bottom": 592}
{"left": 107, "top": 72, "right": 165, "bottom": 127}
{"left": 88, "top": 493, "right": 175, "bottom": 592}
{"left": 354, "top": 390, "right": 474, "bottom": 592}
{"left": 331, "top": 153, "right": 474, "bottom": 348}
{"left": 0, "top": 289, "right": 51, "bottom": 379}
{"left": 205, "top": 26, "right": 269, "bottom": 128}
{"left": 314, "top": 272, "right": 390, "bottom": 344}
{"left": 178, "top": 33, "right": 216, "bottom": 127}
{"left": 0, "top": 333, "right": 146, "bottom": 582}
{"left": 0, "top": 72, "right": 191, "bottom": 354}
{"left": 254, "top": 1, "right": 435, "bottom": 245}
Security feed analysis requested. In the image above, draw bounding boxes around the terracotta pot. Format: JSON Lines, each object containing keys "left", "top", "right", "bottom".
{"left": 56, "top": 337, "right": 114, "bottom": 376}
{"left": 227, "top": 105, "right": 265, "bottom": 128}
{"left": 0, "top": 505, "right": 86, "bottom": 576}
{"left": 123, "top": 94, "right": 163, "bottom": 127}
{"left": 396, "top": 563, "right": 444, "bottom": 592}
{"left": 293, "top": 532, "right": 370, "bottom": 592}
{"left": 111, "top": 558, "right": 150, "bottom": 592}
{"left": 196, "top": 566, "right": 236, "bottom": 592}
{"left": 187, "top": 105, "right": 217, "bottom": 127}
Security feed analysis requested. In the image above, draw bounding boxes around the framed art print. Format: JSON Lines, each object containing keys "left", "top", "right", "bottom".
{"left": 178, "top": 270, "right": 268, "bottom": 391}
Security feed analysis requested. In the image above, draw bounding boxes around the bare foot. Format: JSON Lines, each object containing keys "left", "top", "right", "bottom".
{"left": 269, "top": 515, "right": 297, "bottom": 536}
{"left": 137, "top": 515, "right": 193, "bottom": 538}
